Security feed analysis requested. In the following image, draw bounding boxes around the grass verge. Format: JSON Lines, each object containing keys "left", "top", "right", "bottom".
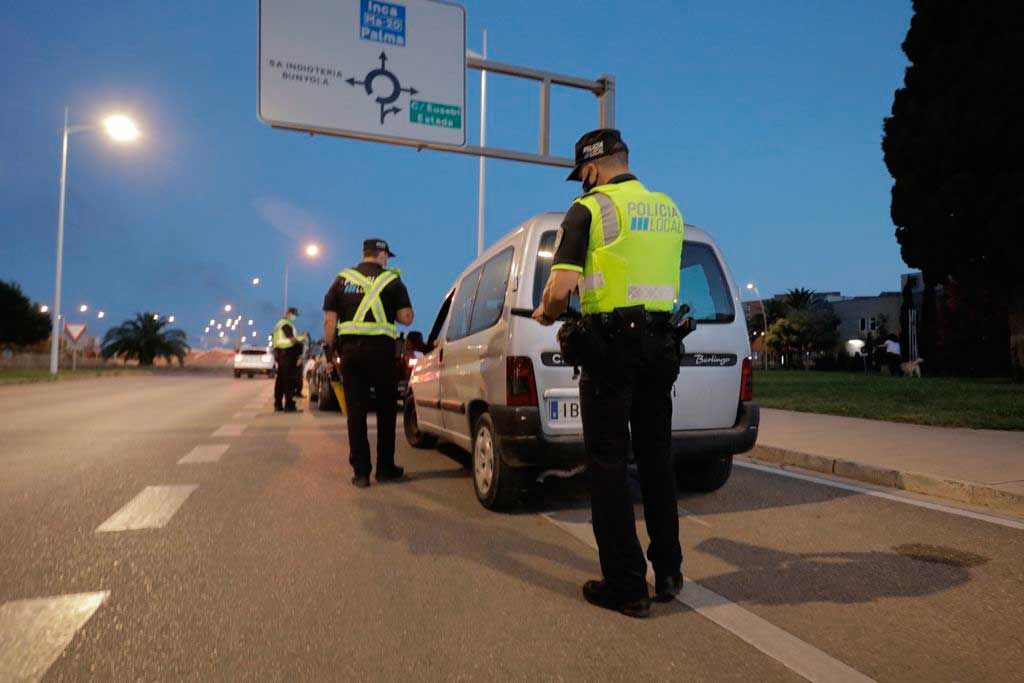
{"left": 755, "top": 371, "right": 1024, "bottom": 431}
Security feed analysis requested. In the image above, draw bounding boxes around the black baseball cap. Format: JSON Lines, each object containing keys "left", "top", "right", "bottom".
{"left": 363, "top": 238, "right": 396, "bottom": 257}
{"left": 566, "top": 129, "right": 629, "bottom": 181}
{"left": 287, "top": 307, "right": 299, "bottom": 316}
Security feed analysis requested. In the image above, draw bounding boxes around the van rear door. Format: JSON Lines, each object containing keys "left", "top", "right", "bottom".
{"left": 671, "top": 241, "right": 746, "bottom": 430}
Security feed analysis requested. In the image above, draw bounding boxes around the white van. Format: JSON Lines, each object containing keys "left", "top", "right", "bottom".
{"left": 404, "top": 213, "right": 758, "bottom": 510}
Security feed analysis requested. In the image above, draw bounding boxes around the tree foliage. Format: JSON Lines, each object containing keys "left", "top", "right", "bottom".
{"left": 101, "top": 313, "right": 190, "bottom": 366}
{"left": 882, "top": 0, "right": 1024, "bottom": 376}
{"left": 0, "top": 280, "right": 51, "bottom": 346}
{"left": 763, "top": 289, "right": 840, "bottom": 366}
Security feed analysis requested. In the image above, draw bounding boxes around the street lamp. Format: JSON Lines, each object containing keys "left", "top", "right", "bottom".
{"left": 168, "top": 315, "right": 175, "bottom": 323}
{"left": 97, "top": 311, "right": 105, "bottom": 319}
{"left": 746, "top": 282, "right": 769, "bottom": 371}
{"left": 252, "top": 277, "right": 260, "bottom": 286}
{"left": 224, "top": 304, "right": 232, "bottom": 312}
{"left": 79, "top": 304, "right": 88, "bottom": 313}
{"left": 49, "top": 108, "right": 140, "bottom": 375}
{"left": 283, "top": 242, "right": 321, "bottom": 311}
{"left": 40, "top": 305, "right": 49, "bottom": 313}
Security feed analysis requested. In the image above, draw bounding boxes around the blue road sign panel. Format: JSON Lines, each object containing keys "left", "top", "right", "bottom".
{"left": 360, "top": 0, "right": 406, "bottom": 46}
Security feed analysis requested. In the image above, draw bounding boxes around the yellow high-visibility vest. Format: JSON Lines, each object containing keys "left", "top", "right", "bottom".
{"left": 553, "top": 179, "right": 684, "bottom": 315}
{"left": 335, "top": 268, "right": 399, "bottom": 339}
{"left": 272, "top": 318, "right": 304, "bottom": 349}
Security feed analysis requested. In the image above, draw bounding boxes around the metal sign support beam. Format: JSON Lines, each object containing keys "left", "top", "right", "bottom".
{"left": 273, "top": 56, "right": 615, "bottom": 169}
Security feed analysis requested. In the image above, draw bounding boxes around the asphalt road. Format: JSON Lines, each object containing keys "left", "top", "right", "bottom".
{"left": 1, "top": 375, "right": 1022, "bottom": 681}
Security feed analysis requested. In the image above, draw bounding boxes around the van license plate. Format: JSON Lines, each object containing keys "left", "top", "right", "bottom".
{"left": 549, "top": 399, "right": 580, "bottom": 422}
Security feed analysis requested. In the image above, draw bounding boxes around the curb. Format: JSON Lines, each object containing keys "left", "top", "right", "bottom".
{"left": 747, "top": 445, "right": 1024, "bottom": 516}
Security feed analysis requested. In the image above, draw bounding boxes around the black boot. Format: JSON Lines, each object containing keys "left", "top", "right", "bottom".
{"left": 582, "top": 580, "right": 650, "bottom": 618}
{"left": 654, "top": 573, "right": 683, "bottom": 603}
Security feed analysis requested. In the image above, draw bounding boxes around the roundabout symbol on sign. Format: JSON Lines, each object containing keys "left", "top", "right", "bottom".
{"left": 346, "top": 51, "right": 419, "bottom": 125}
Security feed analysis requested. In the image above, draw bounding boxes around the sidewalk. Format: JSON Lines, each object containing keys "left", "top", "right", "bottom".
{"left": 747, "top": 408, "right": 1024, "bottom": 515}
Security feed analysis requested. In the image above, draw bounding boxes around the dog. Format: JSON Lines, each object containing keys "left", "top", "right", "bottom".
{"left": 900, "top": 358, "right": 924, "bottom": 377}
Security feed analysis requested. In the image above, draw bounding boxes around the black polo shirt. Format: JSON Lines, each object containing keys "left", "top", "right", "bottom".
{"left": 551, "top": 173, "right": 638, "bottom": 272}
{"left": 322, "top": 263, "right": 411, "bottom": 341}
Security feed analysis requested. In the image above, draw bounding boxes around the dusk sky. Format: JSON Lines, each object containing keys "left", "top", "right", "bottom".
{"left": 1, "top": 1, "right": 912, "bottom": 345}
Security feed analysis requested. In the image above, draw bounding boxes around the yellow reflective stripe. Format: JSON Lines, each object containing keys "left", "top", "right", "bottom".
{"left": 592, "top": 192, "right": 619, "bottom": 246}
{"left": 353, "top": 271, "right": 397, "bottom": 323}
{"left": 627, "top": 285, "right": 676, "bottom": 302}
{"left": 550, "top": 263, "right": 583, "bottom": 273}
{"left": 337, "top": 321, "right": 398, "bottom": 338}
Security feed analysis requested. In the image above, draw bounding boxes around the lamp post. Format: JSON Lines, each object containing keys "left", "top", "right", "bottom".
{"left": 49, "top": 108, "right": 140, "bottom": 375}
{"left": 746, "top": 282, "right": 769, "bottom": 370}
{"left": 467, "top": 31, "right": 488, "bottom": 256}
{"left": 283, "top": 242, "right": 321, "bottom": 311}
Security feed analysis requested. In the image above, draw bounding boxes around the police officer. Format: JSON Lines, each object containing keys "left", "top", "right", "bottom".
{"left": 322, "top": 238, "right": 414, "bottom": 488}
{"left": 272, "top": 307, "right": 307, "bottom": 412}
{"left": 533, "top": 129, "right": 684, "bottom": 618}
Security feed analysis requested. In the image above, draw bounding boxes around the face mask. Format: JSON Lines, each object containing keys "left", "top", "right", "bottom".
{"left": 581, "top": 166, "right": 598, "bottom": 193}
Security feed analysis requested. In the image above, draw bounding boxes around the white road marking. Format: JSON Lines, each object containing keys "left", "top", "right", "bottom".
{"left": 96, "top": 485, "right": 198, "bottom": 532}
{"left": 178, "top": 444, "right": 230, "bottom": 464}
{"left": 677, "top": 505, "right": 712, "bottom": 527}
{"left": 0, "top": 591, "right": 109, "bottom": 682}
{"left": 233, "top": 411, "right": 258, "bottom": 420}
{"left": 544, "top": 513, "right": 875, "bottom": 683}
{"left": 212, "top": 423, "right": 246, "bottom": 437}
{"left": 735, "top": 460, "right": 1024, "bottom": 531}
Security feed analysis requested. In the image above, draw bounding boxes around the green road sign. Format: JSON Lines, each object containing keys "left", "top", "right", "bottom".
{"left": 410, "top": 100, "right": 462, "bottom": 129}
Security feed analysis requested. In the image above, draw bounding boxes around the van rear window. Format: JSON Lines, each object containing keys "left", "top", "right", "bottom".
{"left": 533, "top": 231, "right": 735, "bottom": 323}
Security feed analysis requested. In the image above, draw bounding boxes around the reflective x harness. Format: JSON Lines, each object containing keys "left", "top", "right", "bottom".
{"left": 336, "top": 268, "right": 399, "bottom": 339}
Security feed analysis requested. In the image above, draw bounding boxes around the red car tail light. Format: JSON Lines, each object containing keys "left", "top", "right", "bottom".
{"left": 507, "top": 356, "right": 539, "bottom": 407}
{"left": 740, "top": 357, "right": 754, "bottom": 402}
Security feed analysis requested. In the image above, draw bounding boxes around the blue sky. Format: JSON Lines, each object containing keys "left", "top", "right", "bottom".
{"left": 0, "top": 1, "right": 912, "bottom": 345}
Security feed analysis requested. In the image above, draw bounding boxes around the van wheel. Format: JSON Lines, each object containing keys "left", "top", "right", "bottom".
{"left": 472, "top": 413, "right": 520, "bottom": 511}
{"left": 677, "top": 455, "right": 733, "bottom": 493}
{"left": 403, "top": 396, "right": 437, "bottom": 448}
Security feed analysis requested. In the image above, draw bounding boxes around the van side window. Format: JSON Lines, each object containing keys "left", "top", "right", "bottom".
{"left": 447, "top": 266, "right": 483, "bottom": 341}
{"left": 533, "top": 231, "right": 581, "bottom": 309}
{"left": 426, "top": 291, "right": 454, "bottom": 348}
{"left": 468, "top": 247, "right": 514, "bottom": 336}
{"left": 678, "top": 243, "right": 736, "bottom": 323}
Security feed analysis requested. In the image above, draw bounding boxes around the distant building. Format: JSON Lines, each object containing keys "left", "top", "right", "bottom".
{"left": 739, "top": 273, "right": 924, "bottom": 362}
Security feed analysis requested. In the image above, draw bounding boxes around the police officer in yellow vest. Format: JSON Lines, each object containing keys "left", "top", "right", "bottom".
{"left": 322, "top": 239, "right": 414, "bottom": 488}
{"left": 533, "top": 130, "right": 684, "bottom": 618}
{"left": 272, "top": 307, "right": 307, "bottom": 412}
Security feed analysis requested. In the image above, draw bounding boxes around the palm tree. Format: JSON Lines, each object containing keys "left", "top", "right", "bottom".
{"left": 101, "top": 312, "right": 190, "bottom": 366}
{"left": 782, "top": 287, "right": 820, "bottom": 311}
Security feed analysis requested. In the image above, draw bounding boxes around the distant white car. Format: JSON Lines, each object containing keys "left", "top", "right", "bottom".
{"left": 234, "top": 346, "right": 275, "bottom": 378}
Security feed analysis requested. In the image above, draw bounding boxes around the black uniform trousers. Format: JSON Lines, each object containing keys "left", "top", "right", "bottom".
{"left": 274, "top": 346, "right": 301, "bottom": 408}
{"left": 339, "top": 337, "right": 398, "bottom": 477}
{"left": 579, "top": 317, "right": 683, "bottom": 600}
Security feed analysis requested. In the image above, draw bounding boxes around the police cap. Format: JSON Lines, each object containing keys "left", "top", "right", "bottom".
{"left": 566, "top": 129, "right": 629, "bottom": 181}
{"left": 363, "top": 238, "right": 396, "bottom": 258}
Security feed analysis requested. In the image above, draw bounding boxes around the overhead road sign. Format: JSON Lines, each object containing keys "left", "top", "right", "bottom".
{"left": 258, "top": 0, "right": 616, "bottom": 169}
{"left": 259, "top": 0, "right": 467, "bottom": 147}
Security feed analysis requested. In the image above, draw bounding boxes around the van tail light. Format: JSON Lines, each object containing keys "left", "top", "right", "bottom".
{"left": 507, "top": 356, "right": 539, "bottom": 407}
{"left": 740, "top": 357, "right": 754, "bottom": 402}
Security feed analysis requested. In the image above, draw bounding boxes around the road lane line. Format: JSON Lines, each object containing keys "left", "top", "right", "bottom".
{"left": 233, "top": 411, "right": 258, "bottom": 420}
{"left": 212, "top": 423, "right": 246, "bottom": 437}
{"left": 735, "top": 460, "right": 1024, "bottom": 531}
{"left": 0, "top": 591, "right": 109, "bottom": 681}
{"left": 677, "top": 505, "right": 712, "bottom": 527}
{"left": 96, "top": 485, "right": 198, "bottom": 532}
{"left": 178, "top": 444, "right": 230, "bottom": 464}
{"left": 544, "top": 513, "right": 875, "bottom": 683}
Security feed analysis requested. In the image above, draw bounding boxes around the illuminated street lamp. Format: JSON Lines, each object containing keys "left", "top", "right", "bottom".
{"left": 248, "top": 319, "right": 254, "bottom": 326}
{"left": 283, "top": 241, "right": 321, "bottom": 310}
{"left": 49, "top": 108, "right": 140, "bottom": 375}
{"left": 168, "top": 315, "right": 175, "bottom": 323}
{"left": 97, "top": 311, "right": 105, "bottom": 319}
{"left": 209, "top": 318, "right": 215, "bottom": 326}
{"left": 252, "top": 277, "right": 260, "bottom": 286}
{"left": 204, "top": 327, "right": 210, "bottom": 333}
{"left": 224, "top": 304, "right": 232, "bottom": 312}
{"left": 40, "top": 305, "right": 49, "bottom": 313}
{"left": 219, "top": 331, "right": 225, "bottom": 338}
{"left": 79, "top": 304, "right": 88, "bottom": 313}
{"left": 153, "top": 314, "right": 159, "bottom": 320}
{"left": 746, "top": 282, "right": 769, "bottom": 371}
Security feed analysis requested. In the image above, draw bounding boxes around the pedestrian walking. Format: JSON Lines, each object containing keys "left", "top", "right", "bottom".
{"left": 532, "top": 129, "right": 685, "bottom": 618}
{"left": 878, "top": 334, "right": 902, "bottom": 376}
{"left": 272, "top": 307, "right": 307, "bottom": 412}
{"left": 322, "top": 239, "right": 414, "bottom": 488}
